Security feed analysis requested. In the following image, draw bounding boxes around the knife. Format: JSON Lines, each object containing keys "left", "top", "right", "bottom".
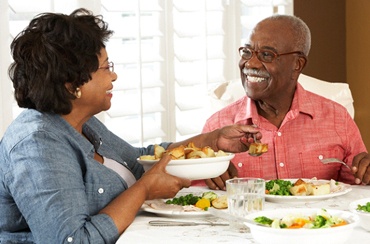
{"left": 149, "top": 220, "right": 229, "bottom": 226}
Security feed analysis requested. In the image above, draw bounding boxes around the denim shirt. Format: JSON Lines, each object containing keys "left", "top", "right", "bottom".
{"left": 0, "top": 109, "right": 170, "bottom": 243}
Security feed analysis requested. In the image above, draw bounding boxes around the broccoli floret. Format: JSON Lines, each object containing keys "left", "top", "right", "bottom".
{"left": 202, "top": 191, "right": 218, "bottom": 201}
{"left": 254, "top": 216, "right": 273, "bottom": 225}
{"left": 313, "top": 215, "right": 327, "bottom": 228}
{"left": 280, "top": 223, "right": 287, "bottom": 228}
{"left": 166, "top": 194, "right": 201, "bottom": 205}
{"left": 266, "top": 180, "right": 293, "bottom": 195}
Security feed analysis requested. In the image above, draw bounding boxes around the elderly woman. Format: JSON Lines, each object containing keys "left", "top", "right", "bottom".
{"left": 0, "top": 8, "right": 260, "bottom": 243}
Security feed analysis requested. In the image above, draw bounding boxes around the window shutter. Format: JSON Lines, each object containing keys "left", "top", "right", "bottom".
{"left": 1, "top": 0, "right": 293, "bottom": 143}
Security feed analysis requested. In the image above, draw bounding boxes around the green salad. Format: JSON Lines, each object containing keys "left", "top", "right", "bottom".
{"left": 356, "top": 202, "right": 370, "bottom": 212}
{"left": 165, "top": 194, "right": 201, "bottom": 206}
{"left": 254, "top": 209, "right": 348, "bottom": 229}
{"left": 265, "top": 179, "right": 293, "bottom": 196}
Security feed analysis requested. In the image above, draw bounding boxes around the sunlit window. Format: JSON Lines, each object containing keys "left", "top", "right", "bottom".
{"left": 1, "top": 0, "right": 292, "bottom": 145}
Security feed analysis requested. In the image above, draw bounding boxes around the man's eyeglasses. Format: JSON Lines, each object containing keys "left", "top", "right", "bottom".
{"left": 238, "top": 47, "right": 304, "bottom": 63}
{"left": 99, "top": 61, "right": 114, "bottom": 73}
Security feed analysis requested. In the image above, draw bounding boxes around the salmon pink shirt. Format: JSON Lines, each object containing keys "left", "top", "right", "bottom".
{"left": 195, "top": 83, "right": 367, "bottom": 185}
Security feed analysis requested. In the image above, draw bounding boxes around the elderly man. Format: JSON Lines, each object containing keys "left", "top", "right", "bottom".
{"left": 194, "top": 14, "right": 370, "bottom": 190}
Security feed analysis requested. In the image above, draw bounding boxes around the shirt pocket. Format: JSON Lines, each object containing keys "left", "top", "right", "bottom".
{"left": 298, "top": 149, "right": 345, "bottom": 180}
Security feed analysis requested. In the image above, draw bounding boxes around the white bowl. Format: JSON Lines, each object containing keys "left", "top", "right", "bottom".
{"left": 137, "top": 153, "right": 234, "bottom": 180}
{"left": 349, "top": 197, "right": 370, "bottom": 231}
{"left": 244, "top": 208, "right": 359, "bottom": 244}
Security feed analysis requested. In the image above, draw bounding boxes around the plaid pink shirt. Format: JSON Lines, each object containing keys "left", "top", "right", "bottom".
{"left": 199, "top": 83, "right": 367, "bottom": 184}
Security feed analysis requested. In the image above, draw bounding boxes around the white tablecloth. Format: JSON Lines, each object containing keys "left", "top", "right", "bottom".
{"left": 117, "top": 185, "right": 370, "bottom": 244}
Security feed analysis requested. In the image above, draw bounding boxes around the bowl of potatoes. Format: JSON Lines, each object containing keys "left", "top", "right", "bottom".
{"left": 138, "top": 143, "right": 234, "bottom": 180}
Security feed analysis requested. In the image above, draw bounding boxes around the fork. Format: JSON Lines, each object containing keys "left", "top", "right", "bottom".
{"left": 320, "top": 158, "right": 352, "bottom": 170}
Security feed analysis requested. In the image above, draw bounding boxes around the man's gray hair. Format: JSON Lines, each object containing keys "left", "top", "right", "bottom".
{"left": 261, "top": 14, "right": 311, "bottom": 56}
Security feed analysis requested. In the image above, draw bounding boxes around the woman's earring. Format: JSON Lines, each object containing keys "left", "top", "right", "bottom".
{"left": 75, "top": 88, "right": 82, "bottom": 98}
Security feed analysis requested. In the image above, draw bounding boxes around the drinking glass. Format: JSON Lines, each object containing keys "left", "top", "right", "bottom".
{"left": 226, "top": 177, "right": 265, "bottom": 232}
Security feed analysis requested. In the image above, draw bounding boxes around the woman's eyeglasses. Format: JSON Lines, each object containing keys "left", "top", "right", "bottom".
{"left": 98, "top": 61, "right": 114, "bottom": 73}
{"left": 238, "top": 47, "right": 304, "bottom": 63}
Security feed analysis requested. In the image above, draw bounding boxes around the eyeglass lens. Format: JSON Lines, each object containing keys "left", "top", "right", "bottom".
{"left": 239, "top": 48, "right": 276, "bottom": 63}
{"left": 109, "top": 62, "right": 114, "bottom": 73}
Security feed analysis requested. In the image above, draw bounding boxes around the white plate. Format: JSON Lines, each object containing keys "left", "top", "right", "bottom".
{"left": 141, "top": 190, "right": 227, "bottom": 218}
{"left": 265, "top": 179, "right": 352, "bottom": 203}
{"left": 141, "top": 203, "right": 213, "bottom": 218}
{"left": 137, "top": 153, "right": 234, "bottom": 180}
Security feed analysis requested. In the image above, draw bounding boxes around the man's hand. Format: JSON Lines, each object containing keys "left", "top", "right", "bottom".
{"left": 352, "top": 152, "right": 370, "bottom": 184}
{"left": 205, "top": 163, "right": 238, "bottom": 190}
{"left": 213, "top": 124, "right": 262, "bottom": 153}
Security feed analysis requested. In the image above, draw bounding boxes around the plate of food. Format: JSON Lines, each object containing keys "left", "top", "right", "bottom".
{"left": 141, "top": 191, "right": 228, "bottom": 218}
{"left": 265, "top": 178, "right": 352, "bottom": 203}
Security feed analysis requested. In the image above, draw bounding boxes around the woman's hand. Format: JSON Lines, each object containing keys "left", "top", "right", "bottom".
{"left": 100, "top": 154, "right": 191, "bottom": 233}
{"left": 140, "top": 154, "right": 192, "bottom": 200}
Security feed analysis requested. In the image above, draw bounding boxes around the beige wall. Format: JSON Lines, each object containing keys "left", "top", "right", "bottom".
{"left": 294, "top": 0, "right": 346, "bottom": 83}
{"left": 346, "top": 0, "right": 370, "bottom": 150}
{"left": 295, "top": 0, "right": 370, "bottom": 150}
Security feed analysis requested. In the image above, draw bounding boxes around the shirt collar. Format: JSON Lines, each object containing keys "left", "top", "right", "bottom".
{"left": 83, "top": 121, "right": 102, "bottom": 151}
{"left": 239, "top": 82, "right": 315, "bottom": 125}
{"left": 45, "top": 113, "right": 101, "bottom": 153}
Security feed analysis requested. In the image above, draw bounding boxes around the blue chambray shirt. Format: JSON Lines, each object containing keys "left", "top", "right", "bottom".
{"left": 0, "top": 109, "right": 170, "bottom": 243}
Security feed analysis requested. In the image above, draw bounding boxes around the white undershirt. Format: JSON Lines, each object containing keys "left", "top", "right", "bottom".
{"left": 103, "top": 157, "right": 136, "bottom": 187}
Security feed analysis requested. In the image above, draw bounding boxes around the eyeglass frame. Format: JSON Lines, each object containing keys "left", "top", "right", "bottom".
{"left": 98, "top": 61, "right": 114, "bottom": 73}
{"left": 238, "top": 46, "right": 305, "bottom": 63}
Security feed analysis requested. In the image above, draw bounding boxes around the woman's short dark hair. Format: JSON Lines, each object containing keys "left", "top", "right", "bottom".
{"left": 9, "top": 8, "right": 113, "bottom": 114}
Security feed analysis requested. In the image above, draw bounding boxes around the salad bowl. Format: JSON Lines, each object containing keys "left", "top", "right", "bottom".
{"left": 244, "top": 208, "right": 359, "bottom": 244}
{"left": 349, "top": 197, "right": 370, "bottom": 231}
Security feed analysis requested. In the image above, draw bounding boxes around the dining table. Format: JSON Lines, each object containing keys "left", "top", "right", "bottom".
{"left": 116, "top": 184, "right": 370, "bottom": 244}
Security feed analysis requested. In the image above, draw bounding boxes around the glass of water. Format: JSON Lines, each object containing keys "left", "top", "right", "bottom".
{"left": 226, "top": 177, "right": 265, "bottom": 232}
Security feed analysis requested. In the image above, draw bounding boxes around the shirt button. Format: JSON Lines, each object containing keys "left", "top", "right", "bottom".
{"left": 67, "top": 237, "right": 73, "bottom": 242}
{"left": 279, "top": 162, "right": 285, "bottom": 167}
{"left": 98, "top": 188, "right": 104, "bottom": 194}
{"left": 237, "top": 162, "right": 243, "bottom": 168}
{"left": 277, "top": 132, "right": 282, "bottom": 136}
{"left": 318, "top": 155, "right": 324, "bottom": 160}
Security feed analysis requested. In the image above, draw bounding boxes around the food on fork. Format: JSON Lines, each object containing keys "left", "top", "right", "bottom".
{"left": 248, "top": 142, "right": 268, "bottom": 156}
